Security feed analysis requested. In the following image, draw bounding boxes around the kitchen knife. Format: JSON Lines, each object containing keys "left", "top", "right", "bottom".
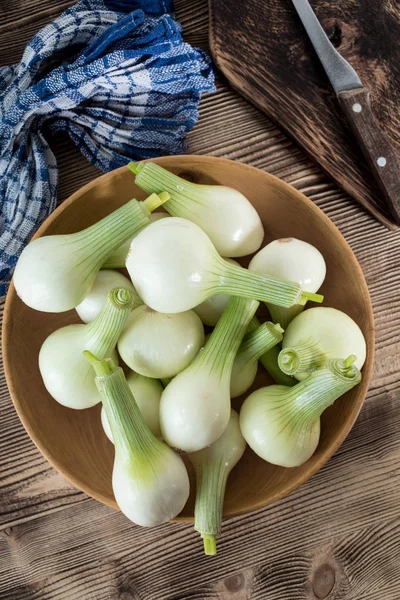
{"left": 291, "top": 0, "right": 400, "bottom": 225}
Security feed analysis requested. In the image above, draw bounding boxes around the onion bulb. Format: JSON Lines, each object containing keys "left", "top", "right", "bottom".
{"left": 118, "top": 305, "right": 204, "bottom": 378}
{"left": 76, "top": 270, "right": 141, "bottom": 323}
{"left": 160, "top": 296, "right": 259, "bottom": 452}
{"left": 127, "top": 218, "right": 323, "bottom": 314}
{"left": 279, "top": 307, "right": 366, "bottom": 381}
{"left": 240, "top": 355, "right": 362, "bottom": 467}
{"left": 129, "top": 161, "right": 264, "bottom": 257}
{"left": 39, "top": 288, "right": 135, "bottom": 409}
{"left": 87, "top": 354, "right": 189, "bottom": 526}
{"left": 14, "top": 193, "right": 167, "bottom": 313}
{"left": 249, "top": 238, "right": 326, "bottom": 329}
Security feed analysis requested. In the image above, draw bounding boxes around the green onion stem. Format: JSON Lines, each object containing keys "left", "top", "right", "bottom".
{"left": 85, "top": 288, "right": 135, "bottom": 358}
{"left": 128, "top": 161, "right": 208, "bottom": 219}
{"left": 193, "top": 457, "right": 228, "bottom": 555}
{"left": 102, "top": 245, "right": 130, "bottom": 269}
{"left": 238, "top": 322, "right": 283, "bottom": 366}
{"left": 83, "top": 351, "right": 114, "bottom": 376}
{"left": 278, "top": 340, "right": 326, "bottom": 376}
{"left": 193, "top": 297, "right": 259, "bottom": 381}
{"left": 266, "top": 303, "right": 305, "bottom": 330}
{"left": 248, "top": 317, "right": 296, "bottom": 386}
{"left": 128, "top": 161, "right": 144, "bottom": 176}
{"left": 202, "top": 534, "right": 217, "bottom": 556}
{"left": 285, "top": 356, "right": 361, "bottom": 421}
{"left": 261, "top": 346, "right": 297, "bottom": 387}
{"left": 299, "top": 291, "right": 324, "bottom": 305}
{"left": 214, "top": 257, "right": 323, "bottom": 308}
{"left": 73, "top": 198, "right": 154, "bottom": 267}
{"left": 85, "top": 354, "right": 164, "bottom": 462}
{"left": 344, "top": 354, "right": 357, "bottom": 369}
{"left": 143, "top": 192, "right": 170, "bottom": 212}
{"left": 101, "top": 193, "right": 169, "bottom": 269}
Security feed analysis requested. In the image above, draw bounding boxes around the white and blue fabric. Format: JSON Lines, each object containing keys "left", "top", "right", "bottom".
{"left": 0, "top": 0, "right": 214, "bottom": 295}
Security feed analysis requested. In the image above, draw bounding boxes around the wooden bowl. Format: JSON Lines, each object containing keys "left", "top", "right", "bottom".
{"left": 3, "top": 156, "right": 374, "bottom": 520}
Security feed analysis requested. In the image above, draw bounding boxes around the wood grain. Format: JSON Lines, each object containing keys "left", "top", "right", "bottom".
{"left": 1, "top": 388, "right": 400, "bottom": 600}
{"left": 0, "top": 0, "right": 399, "bottom": 598}
{"left": 209, "top": 0, "right": 400, "bottom": 228}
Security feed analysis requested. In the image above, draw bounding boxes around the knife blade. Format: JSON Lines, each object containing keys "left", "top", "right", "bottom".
{"left": 291, "top": 0, "right": 400, "bottom": 225}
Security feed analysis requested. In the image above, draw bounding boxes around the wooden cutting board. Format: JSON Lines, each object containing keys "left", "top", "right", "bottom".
{"left": 209, "top": 0, "right": 400, "bottom": 229}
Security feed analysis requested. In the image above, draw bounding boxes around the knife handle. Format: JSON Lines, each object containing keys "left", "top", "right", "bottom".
{"left": 338, "top": 87, "right": 400, "bottom": 225}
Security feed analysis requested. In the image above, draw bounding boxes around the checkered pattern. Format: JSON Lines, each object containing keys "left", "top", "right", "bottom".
{"left": 0, "top": 0, "right": 215, "bottom": 296}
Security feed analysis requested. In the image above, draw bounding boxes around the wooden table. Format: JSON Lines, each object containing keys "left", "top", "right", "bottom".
{"left": 1, "top": 1, "right": 399, "bottom": 599}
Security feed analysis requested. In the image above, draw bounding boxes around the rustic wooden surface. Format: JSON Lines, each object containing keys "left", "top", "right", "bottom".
{"left": 209, "top": 0, "right": 400, "bottom": 229}
{"left": 0, "top": 1, "right": 400, "bottom": 599}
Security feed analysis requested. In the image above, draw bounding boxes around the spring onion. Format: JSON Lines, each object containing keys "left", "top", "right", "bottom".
{"left": 86, "top": 353, "right": 189, "bottom": 526}
{"left": 128, "top": 161, "right": 264, "bottom": 257}
{"left": 240, "top": 355, "right": 362, "bottom": 467}
{"left": 39, "top": 288, "right": 134, "bottom": 409}
{"left": 118, "top": 305, "right": 204, "bottom": 379}
{"left": 101, "top": 371, "right": 163, "bottom": 441}
{"left": 160, "top": 296, "right": 259, "bottom": 452}
{"left": 188, "top": 410, "right": 246, "bottom": 555}
{"left": 193, "top": 259, "right": 240, "bottom": 326}
{"left": 230, "top": 322, "right": 284, "bottom": 398}
{"left": 102, "top": 211, "right": 171, "bottom": 269}
{"left": 76, "top": 270, "right": 142, "bottom": 323}
{"left": 249, "top": 238, "right": 326, "bottom": 329}
{"left": 127, "top": 217, "right": 323, "bottom": 314}
{"left": 247, "top": 316, "right": 296, "bottom": 387}
{"left": 14, "top": 193, "right": 168, "bottom": 313}
{"left": 279, "top": 307, "right": 366, "bottom": 380}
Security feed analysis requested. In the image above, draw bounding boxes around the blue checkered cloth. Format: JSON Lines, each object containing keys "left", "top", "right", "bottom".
{"left": 0, "top": 0, "right": 214, "bottom": 296}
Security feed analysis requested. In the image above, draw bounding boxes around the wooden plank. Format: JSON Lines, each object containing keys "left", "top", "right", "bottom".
{"left": 0, "top": 3, "right": 73, "bottom": 66}
{"left": 0, "top": 81, "right": 399, "bottom": 526}
{"left": 0, "top": 0, "right": 71, "bottom": 29}
{"left": 1, "top": 73, "right": 399, "bottom": 526}
{"left": 0, "top": 387, "right": 400, "bottom": 599}
{"left": 209, "top": 0, "right": 400, "bottom": 228}
{"left": 0, "top": 300, "right": 89, "bottom": 528}
{"left": 0, "top": 0, "right": 400, "bottom": 597}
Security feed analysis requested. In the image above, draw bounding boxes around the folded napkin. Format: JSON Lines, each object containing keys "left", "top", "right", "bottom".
{"left": 0, "top": 0, "right": 214, "bottom": 296}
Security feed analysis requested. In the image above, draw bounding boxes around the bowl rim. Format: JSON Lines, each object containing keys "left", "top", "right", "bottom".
{"left": 2, "top": 155, "right": 375, "bottom": 521}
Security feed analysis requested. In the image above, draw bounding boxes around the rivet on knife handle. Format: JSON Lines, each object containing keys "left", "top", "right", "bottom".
{"left": 338, "top": 87, "right": 400, "bottom": 224}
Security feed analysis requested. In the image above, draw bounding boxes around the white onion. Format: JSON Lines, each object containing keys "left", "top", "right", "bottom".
{"left": 188, "top": 410, "right": 246, "bottom": 555}
{"left": 249, "top": 238, "right": 326, "bottom": 328}
{"left": 127, "top": 218, "right": 320, "bottom": 314}
{"left": 76, "top": 270, "right": 139, "bottom": 323}
{"left": 240, "top": 356, "right": 362, "bottom": 467}
{"left": 130, "top": 161, "right": 264, "bottom": 257}
{"left": 14, "top": 195, "right": 163, "bottom": 313}
{"left": 279, "top": 307, "right": 366, "bottom": 380}
{"left": 39, "top": 288, "right": 134, "bottom": 409}
{"left": 159, "top": 297, "right": 259, "bottom": 452}
{"left": 88, "top": 355, "right": 189, "bottom": 527}
{"left": 118, "top": 305, "right": 205, "bottom": 378}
